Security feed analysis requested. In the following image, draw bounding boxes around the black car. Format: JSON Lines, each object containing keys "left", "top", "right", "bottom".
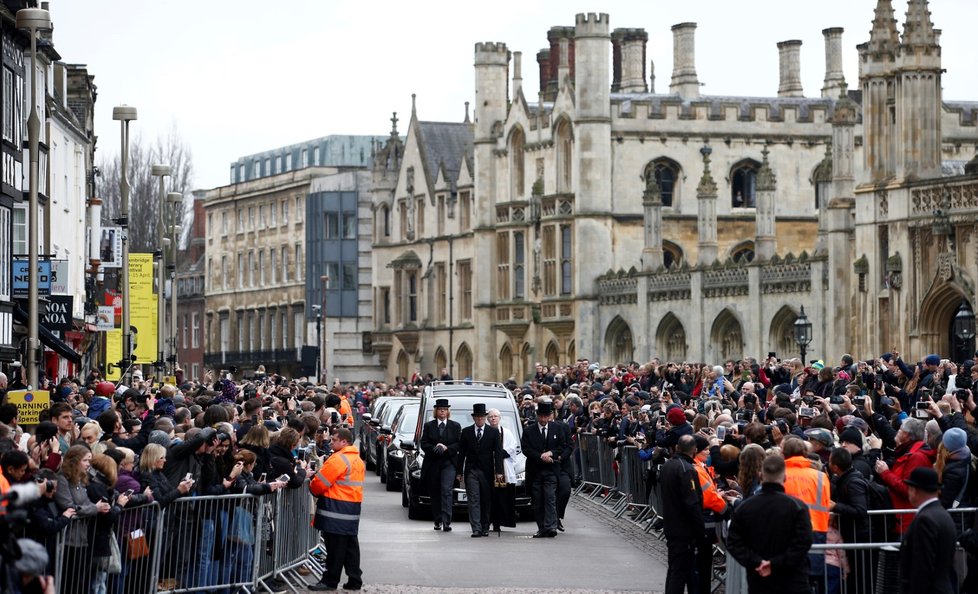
{"left": 401, "top": 381, "right": 531, "bottom": 520}
{"left": 380, "top": 400, "right": 420, "bottom": 491}
{"left": 360, "top": 395, "right": 415, "bottom": 471}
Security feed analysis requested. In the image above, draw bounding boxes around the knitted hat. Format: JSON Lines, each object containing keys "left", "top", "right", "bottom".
{"left": 148, "top": 430, "right": 172, "bottom": 449}
{"left": 924, "top": 354, "right": 941, "bottom": 366}
{"left": 693, "top": 435, "right": 710, "bottom": 452}
{"left": 811, "top": 361, "right": 825, "bottom": 371}
{"left": 943, "top": 427, "right": 968, "bottom": 452}
{"left": 666, "top": 406, "right": 687, "bottom": 426}
{"left": 838, "top": 427, "right": 863, "bottom": 448}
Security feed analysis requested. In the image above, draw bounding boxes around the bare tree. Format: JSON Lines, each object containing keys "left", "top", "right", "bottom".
{"left": 97, "top": 125, "right": 195, "bottom": 252}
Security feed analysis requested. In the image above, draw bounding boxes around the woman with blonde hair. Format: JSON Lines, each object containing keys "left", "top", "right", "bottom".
{"left": 138, "top": 443, "right": 192, "bottom": 508}
{"left": 55, "top": 445, "right": 112, "bottom": 593}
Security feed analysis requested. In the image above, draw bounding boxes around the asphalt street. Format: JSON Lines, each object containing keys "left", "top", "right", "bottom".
{"left": 297, "top": 474, "right": 667, "bottom": 593}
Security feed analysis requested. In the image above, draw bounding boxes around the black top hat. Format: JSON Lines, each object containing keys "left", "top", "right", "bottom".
{"left": 471, "top": 403, "right": 488, "bottom": 417}
{"left": 433, "top": 398, "right": 451, "bottom": 409}
{"left": 903, "top": 467, "right": 941, "bottom": 492}
{"left": 536, "top": 401, "right": 553, "bottom": 416}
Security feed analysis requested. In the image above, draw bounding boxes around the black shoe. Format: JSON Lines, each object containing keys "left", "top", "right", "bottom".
{"left": 532, "top": 531, "right": 546, "bottom": 538}
{"left": 434, "top": 522, "right": 442, "bottom": 531}
{"left": 544, "top": 530, "right": 557, "bottom": 537}
{"left": 309, "top": 584, "right": 337, "bottom": 591}
{"left": 341, "top": 584, "right": 362, "bottom": 591}
{"left": 443, "top": 525, "right": 452, "bottom": 532}
{"left": 557, "top": 520, "right": 565, "bottom": 532}
{"left": 471, "top": 532, "right": 482, "bottom": 537}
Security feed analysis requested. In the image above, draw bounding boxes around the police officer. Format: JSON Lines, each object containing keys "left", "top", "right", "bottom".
{"left": 309, "top": 428, "right": 365, "bottom": 591}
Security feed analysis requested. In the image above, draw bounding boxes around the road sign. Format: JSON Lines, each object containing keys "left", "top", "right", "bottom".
{"left": 6, "top": 389, "right": 50, "bottom": 425}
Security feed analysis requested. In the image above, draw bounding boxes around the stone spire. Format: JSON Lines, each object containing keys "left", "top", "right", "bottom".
{"left": 901, "top": 0, "right": 937, "bottom": 48}
{"left": 696, "top": 145, "right": 718, "bottom": 265}
{"left": 642, "top": 173, "right": 663, "bottom": 271}
{"left": 755, "top": 146, "right": 777, "bottom": 260}
{"left": 867, "top": 0, "right": 899, "bottom": 57}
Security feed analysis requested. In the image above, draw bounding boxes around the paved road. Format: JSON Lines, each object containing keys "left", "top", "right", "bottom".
{"left": 297, "top": 475, "right": 666, "bottom": 593}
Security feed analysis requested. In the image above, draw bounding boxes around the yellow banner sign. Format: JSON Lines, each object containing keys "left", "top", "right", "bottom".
{"left": 129, "top": 253, "right": 158, "bottom": 365}
{"left": 6, "top": 389, "right": 51, "bottom": 425}
{"left": 105, "top": 328, "right": 123, "bottom": 381}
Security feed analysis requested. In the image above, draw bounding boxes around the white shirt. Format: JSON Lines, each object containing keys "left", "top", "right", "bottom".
{"left": 915, "top": 496, "right": 940, "bottom": 512}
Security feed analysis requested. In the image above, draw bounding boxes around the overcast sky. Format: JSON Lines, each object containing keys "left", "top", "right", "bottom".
{"left": 50, "top": 0, "right": 978, "bottom": 192}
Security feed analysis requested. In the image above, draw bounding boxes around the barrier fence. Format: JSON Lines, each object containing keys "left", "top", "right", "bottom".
{"left": 51, "top": 481, "right": 321, "bottom": 594}
{"left": 570, "top": 436, "right": 977, "bottom": 594}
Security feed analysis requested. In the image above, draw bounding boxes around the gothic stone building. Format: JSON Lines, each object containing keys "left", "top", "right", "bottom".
{"left": 370, "top": 1, "right": 978, "bottom": 381}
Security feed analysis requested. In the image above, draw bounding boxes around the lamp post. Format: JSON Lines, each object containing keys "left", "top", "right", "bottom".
{"left": 794, "top": 305, "right": 813, "bottom": 364}
{"left": 113, "top": 105, "right": 137, "bottom": 381}
{"left": 16, "top": 7, "right": 52, "bottom": 389}
{"left": 167, "top": 192, "right": 182, "bottom": 375}
{"left": 953, "top": 300, "right": 975, "bottom": 360}
{"left": 151, "top": 165, "right": 170, "bottom": 375}
{"left": 320, "top": 274, "right": 328, "bottom": 384}
{"left": 311, "top": 304, "right": 322, "bottom": 384}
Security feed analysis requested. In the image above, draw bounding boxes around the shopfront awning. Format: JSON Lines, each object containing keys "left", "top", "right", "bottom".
{"left": 13, "top": 304, "right": 82, "bottom": 365}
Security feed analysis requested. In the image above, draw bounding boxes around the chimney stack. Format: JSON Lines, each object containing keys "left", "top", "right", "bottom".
{"left": 513, "top": 51, "right": 523, "bottom": 95}
{"left": 612, "top": 28, "right": 648, "bottom": 93}
{"left": 546, "top": 26, "right": 576, "bottom": 100}
{"left": 537, "top": 49, "right": 551, "bottom": 101}
{"left": 670, "top": 23, "right": 699, "bottom": 98}
{"left": 821, "top": 28, "right": 845, "bottom": 98}
{"left": 777, "top": 40, "right": 804, "bottom": 97}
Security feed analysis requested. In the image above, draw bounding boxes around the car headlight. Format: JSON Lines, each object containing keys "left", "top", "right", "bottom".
{"left": 390, "top": 449, "right": 404, "bottom": 458}
{"left": 410, "top": 468, "right": 422, "bottom": 480}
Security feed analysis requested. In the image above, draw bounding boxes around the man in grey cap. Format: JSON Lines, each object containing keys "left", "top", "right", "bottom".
{"left": 14, "top": 538, "right": 54, "bottom": 591}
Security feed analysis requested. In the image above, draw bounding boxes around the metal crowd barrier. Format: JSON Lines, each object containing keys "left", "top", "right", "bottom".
{"left": 50, "top": 481, "right": 323, "bottom": 594}
{"left": 577, "top": 433, "right": 603, "bottom": 490}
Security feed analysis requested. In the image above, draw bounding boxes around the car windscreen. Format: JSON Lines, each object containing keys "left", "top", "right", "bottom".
{"left": 393, "top": 404, "right": 420, "bottom": 438}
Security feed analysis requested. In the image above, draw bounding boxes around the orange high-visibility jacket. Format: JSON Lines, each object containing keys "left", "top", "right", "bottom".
{"left": 338, "top": 395, "right": 354, "bottom": 425}
{"left": 310, "top": 445, "right": 365, "bottom": 535}
{"left": 784, "top": 455, "right": 832, "bottom": 532}
{"left": 695, "top": 460, "right": 728, "bottom": 515}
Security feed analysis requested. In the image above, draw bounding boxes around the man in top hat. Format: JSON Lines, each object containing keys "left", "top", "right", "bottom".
{"left": 456, "top": 403, "right": 505, "bottom": 537}
{"left": 521, "top": 400, "right": 564, "bottom": 537}
{"left": 420, "top": 398, "right": 462, "bottom": 531}
{"left": 899, "top": 467, "right": 958, "bottom": 594}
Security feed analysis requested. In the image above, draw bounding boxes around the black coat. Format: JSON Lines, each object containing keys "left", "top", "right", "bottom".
{"left": 850, "top": 450, "right": 874, "bottom": 480}
{"left": 420, "top": 418, "right": 462, "bottom": 478}
{"left": 726, "top": 482, "right": 813, "bottom": 594}
{"left": 141, "top": 468, "right": 184, "bottom": 508}
{"left": 267, "top": 444, "right": 307, "bottom": 489}
{"left": 657, "top": 452, "right": 705, "bottom": 547}
{"left": 521, "top": 421, "right": 564, "bottom": 478}
{"left": 456, "top": 424, "right": 504, "bottom": 476}
{"left": 937, "top": 454, "right": 971, "bottom": 508}
{"left": 239, "top": 443, "right": 272, "bottom": 480}
{"left": 831, "top": 467, "right": 869, "bottom": 543}
{"left": 899, "top": 499, "right": 958, "bottom": 594}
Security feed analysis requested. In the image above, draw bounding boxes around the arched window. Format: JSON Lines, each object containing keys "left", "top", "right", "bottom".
{"left": 729, "top": 240, "right": 755, "bottom": 263}
{"left": 567, "top": 340, "right": 576, "bottom": 365}
{"left": 643, "top": 158, "right": 681, "bottom": 207}
{"left": 545, "top": 341, "right": 560, "bottom": 366}
{"left": 710, "top": 309, "right": 745, "bottom": 361}
{"left": 521, "top": 343, "right": 532, "bottom": 382}
{"left": 396, "top": 350, "right": 409, "bottom": 379}
{"left": 812, "top": 159, "right": 832, "bottom": 211}
{"left": 656, "top": 313, "right": 687, "bottom": 362}
{"left": 604, "top": 316, "right": 634, "bottom": 365}
{"left": 663, "top": 241, "right": 684, "bottom": 269}
{"left": 500, "top": 343, "right": 514, "bottom": 380}
{"left": 768, "top": 305, "right": 799, "bottom": 360}
{"left": 554, "top": 118, "right": 573, "bottom": 193}
{"left": 510, "top": 127, "right": 526, "bottom": 200}
{"left": 456, "top": 343, "right": 473, "bottom": 380}
{"left": 731, "top": 159, "right": 760, "bottom": 208}
{"left": 434, "top": 347, "right": 447, "bottom": 376}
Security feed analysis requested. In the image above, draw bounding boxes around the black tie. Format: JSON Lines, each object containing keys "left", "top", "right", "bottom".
{"left": 476, "top": 427, "right": 482, "bottom": 441}
{"left": 541, "top": 425, "right": 547, "bottom": 441}
{"left": 439, "top": 422, "right": 445, "bottom": 437}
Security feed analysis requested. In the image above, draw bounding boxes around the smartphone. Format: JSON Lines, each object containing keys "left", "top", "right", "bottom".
{"left": 798, "top": 406, "right": 815, "bottom": 418}
{"left": 276, "top": 474, "right": 290, "bottom": 483}
{"left": 184, "top": 472, "right": 192, "bottom": 482}
{"left": 124, "top": 489, "right": 134, "bottom": 497}
{"left": 914, "top": 401, "right": 931, "bottom": 419}
{"left": 296, "top": 449, "right": 306, "bottom": 462}
{"left": 717, "top": 425, "right": 727, "bottom": 441}
{"left": 259, "top": 473, "right": 267, "bottom": 483}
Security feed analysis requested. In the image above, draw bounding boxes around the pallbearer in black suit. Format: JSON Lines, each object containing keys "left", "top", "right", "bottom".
{"left": 456, "top": 403, "right": 505, "bottom": 537}
{"left": 420, "top": 398, "right": 462, "bottom": 532}
{"left": 899, "top": 467, "right": 958, "bottom": 594}
{"left": 521, "top": 400, "right": 564, "bottom": 537}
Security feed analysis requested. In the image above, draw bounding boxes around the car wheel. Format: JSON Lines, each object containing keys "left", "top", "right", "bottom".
{"left": 380, "top": 464, "right": 387, "bottom": 484}
{"left": 401, "top": 482, "right": 409, "bottom": 508}
{"left": 407, "top": 491, "right": 423, "bottom": 519}
{"left": 364, "top": 445, "right": 375, "bottom": 471}
{"left": 385, "top": 468, "right": 398, "bottom": 492}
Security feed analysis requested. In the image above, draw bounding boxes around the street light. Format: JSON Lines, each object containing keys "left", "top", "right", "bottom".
{"left": 167, "top": 191, "right": 182, "bottom": 375}
{"left": 794, "top": 305, "right": 813, "bottom": 363}
{"left": 151, "top": 164, "right": 171, "bottom": 374}
{"left": 954, "top": 300, "right": 975, "bottom": 343}
{"left": 17, "top": 7, "right": 51, "bottom": 389}
{"left": 113, "top": 104, "right": 137, "bottom": 381}
{"left": 320, "top": 274, "right": 328, "bottom": 384}
{"left": 311, "top": 304, "right": 322, "bottom": 384}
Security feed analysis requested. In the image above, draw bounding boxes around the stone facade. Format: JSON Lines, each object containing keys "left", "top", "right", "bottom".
{"left": 369, "top": 1, "right": 977, "bottom": 379}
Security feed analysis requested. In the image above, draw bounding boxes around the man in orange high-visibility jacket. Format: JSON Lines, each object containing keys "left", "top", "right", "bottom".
{"left": 309, "top": 427, "right": 365, "bottom": 591}
{"left": 782, "top": 437, "right": 832, "bottom": 593}
{"left": 693, "top": 435, "right": 730, "bottom": 594}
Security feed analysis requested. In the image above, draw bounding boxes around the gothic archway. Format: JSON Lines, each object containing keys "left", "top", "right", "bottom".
{"left": 521, "top": 343, "right": 532, "bottom": 381}
{"left": 499, "top": 343, "right": 514, "bottom": 380}
{"left": 919, "top": 280, "right": 974, "bottom": 358}
{"left": 768, "top": 305, "right": 799, "bottom": 361}
{"left": 545, "top": 340, "right": 560, "bottom": 366}
{"left": 456, "top": 343, "right": 473, "bottom": 380}
{"left": 710, "top": 308, "right": 745, "bottom": 362}
{"left": 395, "top": 350, "right": 409, "bottom": 379}
{"left": 434, "top": 347, "right": 447, "bottom": 377}
{"left": 605, "top": 316, "right": 634, "bottom": 365}
{"left": 655, "top": 313, "right": 688, "bottom": 362}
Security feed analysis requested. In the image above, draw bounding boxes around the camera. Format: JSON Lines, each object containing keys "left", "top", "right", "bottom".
{"left": 735, "top": 411, "right": 751, "bottom": 423}
{"left": 852, "top": 396, "right": 866, "bottom": 407}
{"left": 798, "top": 406, "right": 816, "bottom": 418}
{"left": 955, "top": 389, "right": 971, "bottom": 403}
{"left": 829, "top": 395, "right": 844, "bottom": 405}
{"left": 743, "top": 393, "right": 757, "bottom": 407}
{"left": 914, "top": 401, "right": 931, "bottom": 419}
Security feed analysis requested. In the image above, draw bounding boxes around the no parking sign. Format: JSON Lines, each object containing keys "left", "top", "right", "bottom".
{"left": 6, "top": 390, "right": 50, "bottom": 425}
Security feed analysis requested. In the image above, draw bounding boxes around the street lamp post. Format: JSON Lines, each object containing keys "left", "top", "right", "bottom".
{"left": 794, "top": 305, "right": 813, "bottom": 364}
{"left": 16, "top": 7, "right": 52, "bottom": 389}
{"left": 167, "top": 192, "right": 182, "bottom": 375}
{"left": 320, "top": 274, "right": 328, "bottom": 384}
{"left": 113, "top": 105, "right": 137, "bottom": 381}
{"left": 953, "top": 300, "right": 975, "bottom": 360}
{"left": 151, "top": 165, "right": 170, "bottom": 375}
{"left": 311, "top": 304, "right": 322, "bottom": 384}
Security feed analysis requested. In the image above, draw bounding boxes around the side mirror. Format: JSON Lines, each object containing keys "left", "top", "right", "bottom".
{"left": 361, "top": 413, "right": 372, "bottom": 423}
{"left": 380, "top": 427, "right": 393, "bottom": 436}
{"left": 400, "top": 440, "right": 416, "bottom": 452}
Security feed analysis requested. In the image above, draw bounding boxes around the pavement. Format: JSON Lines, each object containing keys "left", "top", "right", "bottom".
{"left": 295, "top": 475, "right": 667, "bottom": 594}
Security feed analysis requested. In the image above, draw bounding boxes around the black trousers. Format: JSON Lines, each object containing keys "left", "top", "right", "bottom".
{"left": 321, "top": 532, "right": 362, "bottom": 588}
{"left": 464, "top": 468, "right": 491, "bottom": 533}
{"left": 429, "top": 464, "right": 456, "bottom": 526}
{"left": 665, "top": 541, "right": 697, "bottom": 594}
{"left": 556, "top": 469, "right": 572, "bottom": 519}
{"left": 530, "top": 471, "right": 558, "bottom": 532}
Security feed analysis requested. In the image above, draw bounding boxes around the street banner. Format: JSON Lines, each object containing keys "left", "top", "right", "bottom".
{"left": 12, "top": 260, "right": 51, "bottom": 298}
{"left": 105, "top": 328, "right": 123, "bottom": 381}
{"left": 129, "top": 253, "right": 158, "bottom": 365}
{"left": 6, "top": 389, "right": 50, "bottom": 425}
{"left": 100, "top": 227, "right": 123, "bottom": 268}
{"left": 50, "top": 260, "right": 69, "bottom": 294}
{"left": 41, "top": 295, "right": 73, "bottom": 332}
{"left": 96, "top": 306, "right": 115, "bottom": 331}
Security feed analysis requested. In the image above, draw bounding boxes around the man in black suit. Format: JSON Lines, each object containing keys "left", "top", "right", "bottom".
{"left": 899, "top": 467, "right": 958, "bottom": 594}
{"left": 521, "top": 400, "right": 563, "bottom": 537}
{"left": 420, "top": 398, "right": 462, "bottom": 531}
{"left": 456, "top": 402, "right": 505, "bottom": 537}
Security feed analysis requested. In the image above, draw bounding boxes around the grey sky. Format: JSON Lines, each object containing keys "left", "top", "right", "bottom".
{"left": 50, "top": 0, "right": 978, "bottom": 191}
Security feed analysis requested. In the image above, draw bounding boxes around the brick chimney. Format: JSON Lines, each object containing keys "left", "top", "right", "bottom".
{"left": 777, "top": 40, "right": 804, "bottom": 97}
{"left": 669, "top": 23, "right": 699, "bottom": 98}
{"left": 537, "top": 49, "right": 551, "bottom": 101}
{"left": 612, "top": 28, "right": 648, "bottom": 93}
{"left": 821, "top": 28, "right": 846, "bottom": 98}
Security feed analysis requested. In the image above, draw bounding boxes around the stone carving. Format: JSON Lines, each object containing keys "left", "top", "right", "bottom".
{"left": 760, "top": 254, "right": 813, "bottom": 294}
{"left": 512, "top": 207, "right": 525, "bottom": 222}
{"left": 648, "top": 266, "right": 692, "bottom": 302}
{"left": 597, "top": 269, "right": 639, "bottom": 305}
{"left": 496, "top": 206, "right": 510, "bottom": 223}
{"left": 911, "top": 181, "right": 978, "bottom": 214}
{"left": 703, "top": 265, "right": 749, "bottom": 298}
{"left": 885, "top": 252, "right": 903, "bottom": 290}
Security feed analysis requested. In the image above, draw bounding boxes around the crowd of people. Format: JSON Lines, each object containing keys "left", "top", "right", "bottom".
{"left": 0, "top": 349, "right": 975, "bottom": 593}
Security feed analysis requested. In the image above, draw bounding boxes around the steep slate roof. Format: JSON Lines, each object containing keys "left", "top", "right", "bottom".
{"left": 415, "top": 121, "right": 473, "bottom": 192}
